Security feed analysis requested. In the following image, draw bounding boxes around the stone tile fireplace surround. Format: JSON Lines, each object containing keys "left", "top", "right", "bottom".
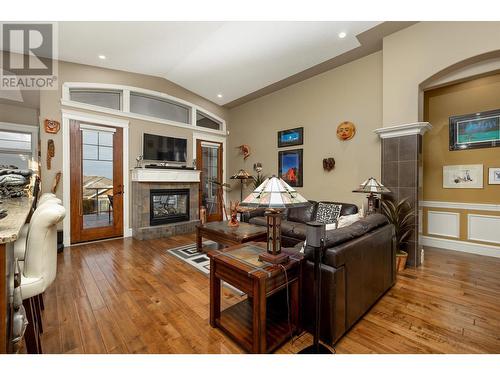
{"left": 131, "top": 168, "right": 201, "bottom": 240}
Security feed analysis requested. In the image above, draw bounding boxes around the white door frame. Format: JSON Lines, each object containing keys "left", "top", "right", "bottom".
{"left": 193, "top": 132, "right": 227, "bottom": 219}
{"left": 61, "top": 109, "right": 131, "bottom": 246}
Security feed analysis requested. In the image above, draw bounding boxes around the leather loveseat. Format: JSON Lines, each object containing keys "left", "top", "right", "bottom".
{"left": 241, "top": 202, "right": 396, "bottom": 345}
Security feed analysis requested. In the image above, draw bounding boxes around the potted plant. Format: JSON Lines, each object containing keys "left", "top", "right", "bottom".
{"left": 380, "top": 198, "right": 415, "bottom": 272}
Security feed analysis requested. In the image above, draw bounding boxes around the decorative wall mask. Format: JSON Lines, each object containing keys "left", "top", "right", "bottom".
{"left": 47, "top": 139, "right": 55, "bottom": 170}
{"left": 44, "top": 119, "right": 60, "bottom": 134}
{"left": 237, "top": 144, "right": 251, "bottom": 160}
{"left": 51, "top": 171, "right": 62, "bottom": 193}
{"left": 336, "top": 121, "right": 356, "bottom": 141}
{"left": 323, "top": 157, "right": 336, "bottom": 171}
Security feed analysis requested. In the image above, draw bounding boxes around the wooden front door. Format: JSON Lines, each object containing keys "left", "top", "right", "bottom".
{"left": 70, "top": 120, "right": 124, "bottom": 244}
{"left": 196, "top": 140, "right": 223, "bottom": 222}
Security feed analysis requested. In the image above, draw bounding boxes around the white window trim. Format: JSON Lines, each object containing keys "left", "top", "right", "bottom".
{"left": 61, "top": 109, "right": 131, "bottom": 247}
{"left": 62, "top": 82, "right": 227, "bottom": 136}
{"left": 0, "top": 122, "right": 39, "bottom": 171}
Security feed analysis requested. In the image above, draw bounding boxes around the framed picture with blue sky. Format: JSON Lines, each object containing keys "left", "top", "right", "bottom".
{"left": 277, "top": 127, "right": 303, "bottom": 148}
{"left": 278, "top": 149, "right": 303, "bottom": 187}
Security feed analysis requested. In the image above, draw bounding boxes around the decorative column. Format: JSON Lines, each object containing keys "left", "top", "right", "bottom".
{"left": 374, "top": 122, "right": 432, "bottom": 267}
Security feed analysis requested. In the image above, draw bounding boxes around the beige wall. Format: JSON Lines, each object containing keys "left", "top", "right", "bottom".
{"left": 227, "top": 52, "right": 383, "bottom": 207}
{"left": 423, "top": 73, "right": 500, "bottom": 204}
{"left": 38, "top": 60, "right": 229, "bottom": 233}
{"left": 383, "top": 21, "right": 500, "bottom": 127}
{"left": 0, "top": 102, "right": 39, "bottom": 125}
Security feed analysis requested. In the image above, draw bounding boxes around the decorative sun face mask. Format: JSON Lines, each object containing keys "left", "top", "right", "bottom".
{"left": 336, "top": 121, "right": 356, "bottom": 141}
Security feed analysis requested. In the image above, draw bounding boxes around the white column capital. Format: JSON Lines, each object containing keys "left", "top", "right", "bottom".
{"left": 374, "top": 122, "right": 432, "bottom": 139}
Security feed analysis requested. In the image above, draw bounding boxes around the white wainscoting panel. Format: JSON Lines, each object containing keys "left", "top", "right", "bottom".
{"left": 468, "top": 214, "right": 500, "bottom": 245}
{"left": 427, "top": 211, "right": 460, "bottom": 238}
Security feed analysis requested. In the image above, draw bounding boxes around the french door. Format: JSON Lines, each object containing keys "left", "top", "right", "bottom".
{"left": 70, "top": 120, "right": 124, "bottom": 243}
{"left": 196, "top": 140, "right": 223, "bottom": 222}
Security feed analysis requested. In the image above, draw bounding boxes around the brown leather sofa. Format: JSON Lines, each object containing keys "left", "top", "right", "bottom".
{"left": 241, "top": 201, "right": 359, "bottom": 247}
{"left": 242, "top": 202, "right": 396, "bottom": 345}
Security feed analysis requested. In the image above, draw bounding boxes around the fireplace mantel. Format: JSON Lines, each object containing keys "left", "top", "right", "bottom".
{"left": 131, "top": 168, "right": 201, "bottom": 183}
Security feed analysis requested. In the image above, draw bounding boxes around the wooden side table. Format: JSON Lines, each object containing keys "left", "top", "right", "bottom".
{"left": 208, "top": 242, "right": 302, "bottom": 353}
{"left": 196, "top": 221, "right": 267, "bottom": 252}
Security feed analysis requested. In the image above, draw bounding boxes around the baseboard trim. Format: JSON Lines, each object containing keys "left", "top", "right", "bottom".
{"left": 421, "top": 235, "right": 500, "bottom": 258}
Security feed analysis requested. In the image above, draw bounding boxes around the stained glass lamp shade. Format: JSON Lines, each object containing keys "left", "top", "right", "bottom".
{"left": 239, "top": 176, "right": 309, "bottom": 209}
{"left": 352, "top": 177, "right": 391, "bottom": 214}
{"left": 230, "top": 169, "right": 253, "bottom": 201}
{"left": 240, "top": 176, "right": 309, "bottom": 264}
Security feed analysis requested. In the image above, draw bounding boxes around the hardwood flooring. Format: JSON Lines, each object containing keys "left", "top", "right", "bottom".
{"left": 38, "top": 234, "right": 500, "bottom": 354}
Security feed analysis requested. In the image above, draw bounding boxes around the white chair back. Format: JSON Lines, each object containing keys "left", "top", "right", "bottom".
{"left": 38, "top": 193, "right": 57, "bottom": 206}
{"left": 23, "top": 204, "right": 66, "bottom": 292}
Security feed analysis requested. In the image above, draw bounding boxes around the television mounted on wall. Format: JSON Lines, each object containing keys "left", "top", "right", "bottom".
{"left": 143, "top": 133, "right": 187, "bottom": 163}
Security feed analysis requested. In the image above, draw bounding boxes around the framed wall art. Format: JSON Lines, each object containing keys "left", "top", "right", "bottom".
{"left": 278, "top": 149, "right": 303, "bottom": 187}
{"left": 488, "top": 167, "right": 500, "bottom": 185}
{"left": 443, "top": 164, "right": 483, "bottom": 189}
{"left": 277, "top": 127, "right": 303, "bottom": 148}
{"left": 449, "top": 109, "right": 500, "bottom": 151}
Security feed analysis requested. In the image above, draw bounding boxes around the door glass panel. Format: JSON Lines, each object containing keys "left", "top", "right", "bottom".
{"left": 201, "top": 143, "right": 220, "bottom": 217}
{"left": 81, "top": 128, "right": 114, "bottom": 229}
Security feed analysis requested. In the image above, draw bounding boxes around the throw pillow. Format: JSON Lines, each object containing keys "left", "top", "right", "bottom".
{"left": 316, "top": 202, "right": 342, "bottom": 224}
{"left": 337, "top": 213, "right": 361, "bottom": 228}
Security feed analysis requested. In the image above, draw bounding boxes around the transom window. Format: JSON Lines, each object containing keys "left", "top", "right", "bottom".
{"left": 62, "top": 83, "right": 226, "bottom": 134}
{"left": 69, "top": 89, "right": 122, "bottom": 110}
{"left": 130, "top": 92, "right": 191, "bottom": 124}
{"left": 196, "top": 110, "right": 222, "bottom": 130}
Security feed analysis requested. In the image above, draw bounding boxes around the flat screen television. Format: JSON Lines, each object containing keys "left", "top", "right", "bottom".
{"left": 143, "top": 133, "right": 187, "bottom": 163}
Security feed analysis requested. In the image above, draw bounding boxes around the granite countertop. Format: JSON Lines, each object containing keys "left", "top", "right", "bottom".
{"left": 0, "top": 197, "right": 34, "bottom": 244}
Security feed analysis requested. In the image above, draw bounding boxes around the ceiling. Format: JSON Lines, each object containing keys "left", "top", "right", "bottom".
{"left": 55, "top": 21, "right": 382, "bottom": 106}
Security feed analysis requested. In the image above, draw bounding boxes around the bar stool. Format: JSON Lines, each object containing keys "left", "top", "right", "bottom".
{"left": 14, "top": 197, "right": 62, "bottom": 261}
{"left": 37, "top": 193, "right": 57, "bottom": 206}
{"left": 20, "top": 203, "right": 66, "bottom": 353}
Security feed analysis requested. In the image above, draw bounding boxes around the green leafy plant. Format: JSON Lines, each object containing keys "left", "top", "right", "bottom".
{"left": 252, "top": 173, "right": 267, "bottom": 189}
{"left": 380, "top": 198, "right": 415, "bottom": 254}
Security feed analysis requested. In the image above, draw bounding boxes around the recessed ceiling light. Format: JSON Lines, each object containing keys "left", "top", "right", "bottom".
{"left": 98, "top": 55, "right": 106, "bottom": 60}
{"left": 338, "top": 32, "right": 347, "bottom": 39}
{"left": 217, "top": 94, "right": 223, "bottom": 98}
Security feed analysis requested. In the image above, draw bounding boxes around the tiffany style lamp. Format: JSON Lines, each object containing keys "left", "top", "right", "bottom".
{"left": 352, "top": 177, "right": 391, "bottom": 214}
{"left": 239, "top": 175, "right": 309, "bottom": 264}
{"left": 230, "top": 169, "right": 253, "bottom": 201}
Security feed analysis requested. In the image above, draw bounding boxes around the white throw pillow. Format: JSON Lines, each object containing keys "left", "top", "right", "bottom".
{"left": 337, "top": 213, "right": 361, "bottom": 228}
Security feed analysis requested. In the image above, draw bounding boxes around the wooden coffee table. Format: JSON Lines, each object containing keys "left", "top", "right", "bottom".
{"left": 196, "top": 221, "right": 267, "bottom": 252}
{"left": 208, "top": 242, "right": 302, "bottom": 353}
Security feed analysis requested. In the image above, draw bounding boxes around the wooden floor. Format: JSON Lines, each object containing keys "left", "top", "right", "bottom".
{"left": 38, "top": 234, "right": 500, "bottom": 354}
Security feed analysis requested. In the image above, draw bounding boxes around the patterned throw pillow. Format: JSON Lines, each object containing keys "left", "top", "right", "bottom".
{"left": 316, "top": 203, "right": 342, "bottom": 224}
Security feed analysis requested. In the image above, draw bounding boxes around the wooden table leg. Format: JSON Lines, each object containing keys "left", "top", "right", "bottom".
{"left": 196, "top": 227, "right": 202, "bottom": 252}
{"left": 252, "top": 278, "right": 266, "bottom": 353}
{"left": 209, "top": 258, "right": 220, "bottom": 327}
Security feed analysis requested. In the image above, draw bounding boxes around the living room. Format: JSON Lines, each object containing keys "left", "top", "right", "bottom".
{"left": 1, "top": 1, "right": 499, "bottom": 373}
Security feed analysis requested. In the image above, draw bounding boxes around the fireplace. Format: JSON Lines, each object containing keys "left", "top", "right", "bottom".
{"left": 150, "top": 188, "right": 190, "bottom": 226}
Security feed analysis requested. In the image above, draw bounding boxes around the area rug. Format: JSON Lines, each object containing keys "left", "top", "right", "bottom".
{"left": 167, "top": 241, "right": 244, "bottom": 295}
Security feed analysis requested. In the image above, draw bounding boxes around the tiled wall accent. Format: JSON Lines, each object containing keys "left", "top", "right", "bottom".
{"left": 381, "top": 134, "right": 423, "bottom": 266}
{"left": 131, "top": 181, "right": 199, "bottom": 240}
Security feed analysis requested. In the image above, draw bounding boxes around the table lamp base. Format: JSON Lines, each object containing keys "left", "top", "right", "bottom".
{"left": 258, "top": 251, "right": 289, "bottom": 265}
